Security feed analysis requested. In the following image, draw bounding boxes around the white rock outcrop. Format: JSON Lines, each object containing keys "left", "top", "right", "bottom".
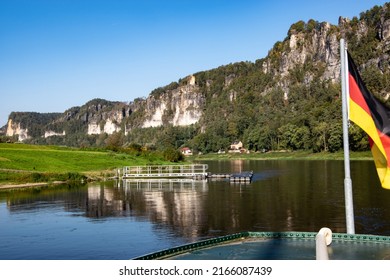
{"left": 6, "top": 119, "right": 30, "bottom": 141}
{"left": 44, "top": 130, "right": 65, "bottom": 138}
{"left": 141, "top": 76, "right": 204, "bottom": 128}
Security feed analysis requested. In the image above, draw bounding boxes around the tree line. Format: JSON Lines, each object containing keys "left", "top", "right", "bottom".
{"left": 2, "top": 3, "right": 389, "bottom": 157}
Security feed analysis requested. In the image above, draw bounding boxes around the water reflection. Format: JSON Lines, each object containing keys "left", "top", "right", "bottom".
{"left": 2, "top": 160, "right": 390, "bottom": 259}
{"left": 3, "top": 160, "right": 390, "bottom": 238}
{"left": 84, "top": 179, "right": 210, "bottom": 240}
{"left": 230, "top": 159, "right": 244, "bottom": 173}
{"left": 122, "top": 180, "right": 208, "bottom": 240}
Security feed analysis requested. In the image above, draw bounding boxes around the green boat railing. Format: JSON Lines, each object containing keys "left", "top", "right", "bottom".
{"left": 133, "top": 230, "right": 390, "bottom": 260}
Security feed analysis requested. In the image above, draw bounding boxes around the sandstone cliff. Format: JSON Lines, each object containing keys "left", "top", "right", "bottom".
{"left": 4, "top": 3, "right": 390, "bottom": 150}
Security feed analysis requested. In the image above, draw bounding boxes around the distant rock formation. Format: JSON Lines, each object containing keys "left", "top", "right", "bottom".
{"left": 4, "top": 3, "right": 390, "bottom": 148}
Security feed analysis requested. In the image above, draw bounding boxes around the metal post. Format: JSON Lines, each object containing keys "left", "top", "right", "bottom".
{"left": 316, "top": 227, "right": 332, "bottom": 260}
{"left": 340, "top": 38, "right": 355, "bottom": 234}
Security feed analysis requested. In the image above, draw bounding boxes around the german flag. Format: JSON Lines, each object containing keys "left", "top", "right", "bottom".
{"left": 348, "top": 52, "right": 390, "bottom": 189}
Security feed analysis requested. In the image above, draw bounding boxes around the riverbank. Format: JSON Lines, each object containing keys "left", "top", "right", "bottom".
{"left": 0, "top": 143, "right": 373, "bottom": 190}
{"left": 0, "top": 143, "right": 169, "bottom": 188}
{"left": 189, "top": 150, "right": 373, "bottom": 161}
{"left": 0, "top": 181, "right": 66, "bottom": 190}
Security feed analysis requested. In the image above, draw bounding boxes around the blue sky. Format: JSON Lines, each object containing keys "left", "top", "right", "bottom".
{"left": 0, "top": 0, "right": 388, "bottom": 127}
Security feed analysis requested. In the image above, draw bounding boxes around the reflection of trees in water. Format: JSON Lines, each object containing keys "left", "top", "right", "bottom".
{"left": 6, "top": 160, "right": 390, "bottom": 239}
{"left": 82, "top": 180, "right": 210, "bottom": 240}
{"left": 5, "top": 183, "right": 88, "bottom": 211}
{"left": 142, "top": 183, "right": 208, "bottom": 240}
{"left": 4, "top": 176, "right": 346, "bottom": 239}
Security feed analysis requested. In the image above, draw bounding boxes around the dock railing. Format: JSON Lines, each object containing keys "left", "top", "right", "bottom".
{"left": 122, "top": 164, "right": 208, "bottom": 179}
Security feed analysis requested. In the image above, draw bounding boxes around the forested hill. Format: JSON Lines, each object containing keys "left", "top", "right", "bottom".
{"left": 3, "top": 3, "right": 390, "bottom": 154}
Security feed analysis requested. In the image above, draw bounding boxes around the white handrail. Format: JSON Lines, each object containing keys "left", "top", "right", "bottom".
{"left": 316, "top": 227, "right": 332, "bottom": 260}
{"left": 122, "top": 164, "right": 208, "bottom": 178}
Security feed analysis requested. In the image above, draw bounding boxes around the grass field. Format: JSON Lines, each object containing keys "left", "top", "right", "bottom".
{"left": 0, "top": 143, "right": 169, "bottom": 184}
{"left": 191, "top": 150, "right": 374, "bottom": 161}
{"left": 0, "top": 143, "right": 373, "bottom": 185}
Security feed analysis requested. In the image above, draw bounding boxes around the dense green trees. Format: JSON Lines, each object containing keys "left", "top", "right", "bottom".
{"left": 13, "top": 54, "right": 377, "bottom": 155}
{"left": 4, "top": 3, "right": 388, "bottom": 157}
{"left": 8, "top": 112, "right": 61, "bottom": 138}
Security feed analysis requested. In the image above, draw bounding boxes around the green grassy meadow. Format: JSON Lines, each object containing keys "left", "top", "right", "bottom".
{"left": 0, "top": 143, "right": 168, "bottom": 184}
{"left": 0, "top": 143, "right": 373, "bottom": 185}
{"left": 191, "top": 150, "right": 374, "bottom": 161}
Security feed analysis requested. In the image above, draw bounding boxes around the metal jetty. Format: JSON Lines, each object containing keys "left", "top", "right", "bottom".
{"left": 122, "top": 164, "right": 208, "bottom": 179}
{"left": 121, "top": 164, "right": 253, "bottom": 183}
{"left": 229, "top": 171, "right": 253, "bottom": 183}
{"left": 208, "top": 171, "right": 253, "bottom": 183}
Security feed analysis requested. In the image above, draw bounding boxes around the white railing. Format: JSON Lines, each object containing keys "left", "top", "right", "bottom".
{"left": 122, "top": 164, "right": 208, "bottom": 179}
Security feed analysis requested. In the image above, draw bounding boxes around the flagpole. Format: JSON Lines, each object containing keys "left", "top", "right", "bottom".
{"left": 340, "top": 38, "right": 355, "bottom": 234}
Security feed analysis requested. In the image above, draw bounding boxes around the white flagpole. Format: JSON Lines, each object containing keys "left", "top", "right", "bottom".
{"left": 340, "top": 38, "right": 355, "bottom": 234}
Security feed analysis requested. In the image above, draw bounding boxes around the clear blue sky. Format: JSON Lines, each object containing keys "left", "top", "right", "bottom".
{"left": 0, "top": 0, "right": 388, "bottom": 127}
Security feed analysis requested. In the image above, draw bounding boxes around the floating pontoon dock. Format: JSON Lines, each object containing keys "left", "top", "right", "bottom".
{"left": 230, "top": 171, "right": 253, "bottom": 183}
{"left": 122, "top": 164, "right": 253, "bottom": 183}
{"left": 122, "top": 164, "right": 208, "bottom": 179}
{"left": 206, "top": 171, "right": 253, "bottom": 183}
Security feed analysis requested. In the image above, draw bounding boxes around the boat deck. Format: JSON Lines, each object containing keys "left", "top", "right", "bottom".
{"left": 134, "top": 232, "right": 390, "bottom": 260}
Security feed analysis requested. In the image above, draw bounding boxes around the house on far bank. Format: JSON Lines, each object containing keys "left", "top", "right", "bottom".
{"left": 230, "top": 141, "right": 243, "bottom": 151}
{"left": 229, "top": 141, "right": 248, "bottom": 154}
{"left": 180, "top": 147, "right": 193, "bottom": 156}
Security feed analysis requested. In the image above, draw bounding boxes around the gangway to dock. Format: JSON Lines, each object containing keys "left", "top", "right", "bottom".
{"left": 122, "top": 164, "right": 208, "bottom": 179}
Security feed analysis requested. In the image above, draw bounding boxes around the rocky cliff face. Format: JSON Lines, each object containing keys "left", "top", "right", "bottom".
{"left": 6, "top": 119, "right": 30, "bottom": 141}
{"left": 5, "top": 80, "right": 206, "bottom": 142}
{"left": 140, "top": 75, "right": 204, "bottom": 128}
{"left": 261, "top": 24, "right": 338, "bottom": 99}
{"left": 4, "top": 3, "right": 390, "bottom": 145}
{"left": 5, "top": 112, "right": 61, "bottom": 141}
{"left": 5, "top": 100, "right": 127, "bottom": 141}
{"left": 261, "top": 14, "right": 390, "bottom": 100}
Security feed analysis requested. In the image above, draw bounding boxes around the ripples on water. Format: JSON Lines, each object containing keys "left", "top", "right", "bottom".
{"left": 1, "top": 160, "right": 390, "bottom": 259}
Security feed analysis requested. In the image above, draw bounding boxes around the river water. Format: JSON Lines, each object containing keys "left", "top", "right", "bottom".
{"left": 1, "top": 160, "right": 390, "bottom": 260}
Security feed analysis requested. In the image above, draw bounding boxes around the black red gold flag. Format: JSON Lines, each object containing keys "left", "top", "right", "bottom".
{"left": 348, "top": 52, "right": 390, "bottom": 189}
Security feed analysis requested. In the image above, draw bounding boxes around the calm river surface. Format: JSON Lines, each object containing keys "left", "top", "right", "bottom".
{"left": 1, "top": 160, "right": 390, "bottom": 260}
